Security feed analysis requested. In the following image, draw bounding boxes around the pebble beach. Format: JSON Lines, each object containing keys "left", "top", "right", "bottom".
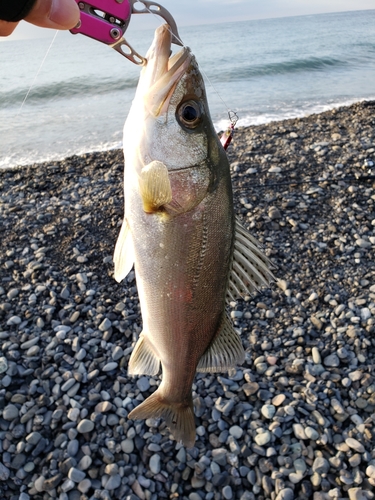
{"left": 0, "top": 100, "right": 374, "bottom": 500}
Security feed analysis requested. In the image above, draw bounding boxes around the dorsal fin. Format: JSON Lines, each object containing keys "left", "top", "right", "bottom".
{"left": 226, "top": 218, "right": 275, "bottom": 303}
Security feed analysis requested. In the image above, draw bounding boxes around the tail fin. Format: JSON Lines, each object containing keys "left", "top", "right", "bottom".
{"left": 128, "top": 389, "right": 196, "bottom": 448}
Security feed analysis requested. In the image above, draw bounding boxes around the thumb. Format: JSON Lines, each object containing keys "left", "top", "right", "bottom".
{"left": 26, "top": 0, "right": 80, "bottom": 30}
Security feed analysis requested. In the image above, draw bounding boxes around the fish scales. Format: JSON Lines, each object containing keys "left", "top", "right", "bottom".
{"left": 114, "top": 24, "right": 275, "bottom": 447}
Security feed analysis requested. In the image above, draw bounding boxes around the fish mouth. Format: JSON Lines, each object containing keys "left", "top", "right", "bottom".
{"left": 142, "top": 24, "right": 191, "bottom": 116}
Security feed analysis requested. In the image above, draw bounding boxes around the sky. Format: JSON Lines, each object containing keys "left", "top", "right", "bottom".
{"left": 2, "top": 0, "right": 375, "bottom": 41}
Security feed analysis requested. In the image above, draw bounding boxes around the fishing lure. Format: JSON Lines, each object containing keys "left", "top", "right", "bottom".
{"left": 220, "top": 111, "right": 239, "bottom": 150}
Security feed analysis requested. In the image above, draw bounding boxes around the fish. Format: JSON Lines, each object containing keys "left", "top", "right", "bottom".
{"left": 113, "top": 24, "right": 274, "bottom": 448}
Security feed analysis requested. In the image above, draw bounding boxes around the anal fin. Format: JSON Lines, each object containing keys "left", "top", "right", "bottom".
{"left": 113, "top": 218, "right": 135, "bottom": 283}
{"left": 139, "top": 161, "right": 172, "bottom": 213}
{"left": 128, "top": 333, "right": 160, "bottom": 376}
{"left": 196, "top": 314, "right": 245, "bottom": 373}
{"left": 227, "top": 218, "right": 275, "bottom": 303}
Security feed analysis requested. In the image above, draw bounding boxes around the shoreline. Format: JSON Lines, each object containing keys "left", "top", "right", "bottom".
{"left": 0, "top": 100, "right": 375, "bottom": 499}
{"left": 3, "top": 97, "right": 375, "bottom": 172}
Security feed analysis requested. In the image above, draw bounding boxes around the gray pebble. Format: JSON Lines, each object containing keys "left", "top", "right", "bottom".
{"left": 255, "top": 431, "right": 271, "bottom": 446}
{"left": 112, "top": 345, "right": 124, "bottom": 360}
{"left": 99, "top": 318, "right": 112, "bottom": 331}
{"left": 305, "top": 426, "right": 319, "bottom": 440}
{"left": 292, "top": 423, "right": 307, "bottom": 440}
{"left": 77, "top": 420, "right": 94, "bottom": 433}
{"left": 149, "top": 453, "right": 161, "bottom": 474}
{"left": 105, "top": 474, "right": 121, "bottom": 490}
{"left": 312, "top": 457, "right": 330, "bottom": 474}
{"left": 229, "top": 425, "right": 243, "bottom": 439}
{"left": 77, "top": 479, "right": 92, "bottom": 494}
{"left": 0, "top": 463, "right": 10, "bottom": 480}
{"left": 3, "top": 404, "right": 19, "bottom": 421}
{"left": 222, "top": 485, "right": 233, "bottom": 500}
{"left": 311, "top": 347, "right": 321, "bottom": 364}
{"left": 67, "top": 440, "right": 79, "bottom": 457}
{"left": 346, "top": 438, "right": 365, "bottom": 453}
{"left": 0, "top": 356, "right": 8, "bottom": 373}
{"left": 323, "top": 353, "right": 340, "bottom": 367}
{"left": 102, "top": 362, "right": 118, "bottom": 372}
{"left": 68, "top": 467, "right": 86, "bottom": 483}
{"left": 261, "top": 404, "right": 276, "bottom": 419}
{"left": 121, "top": 438, "right": 134, "bottom": 454}
{"left": 276, "top": 488, "right": 295, "bottom": 500}
{"left": 137, "top": 376, "right": 150, "bottom": 392}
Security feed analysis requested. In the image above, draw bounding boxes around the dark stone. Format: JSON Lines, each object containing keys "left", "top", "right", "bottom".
{"left": 44, "top": 473, "right": 63, "bottom": 491}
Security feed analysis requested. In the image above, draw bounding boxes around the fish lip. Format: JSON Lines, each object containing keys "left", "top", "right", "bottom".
{"left": 141, "top": 24, "right": 192, "bottom": 117}
{"left": 145, "top": 24, "right": 191, "bottom": 85}
{"left": 144, "top": 46, "right": 192, "bottom": 117}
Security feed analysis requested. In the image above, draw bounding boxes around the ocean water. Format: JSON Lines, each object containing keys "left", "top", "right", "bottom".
{"left": 1, "top": 9, "right": 375, "bottom": 168}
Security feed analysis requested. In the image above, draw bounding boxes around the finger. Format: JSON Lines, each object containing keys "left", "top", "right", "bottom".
{"left": 25, "top": 0, "right": 80, "bottom": 30}
{"left": 0, "top": 20, "right": 19, "bottom": 36}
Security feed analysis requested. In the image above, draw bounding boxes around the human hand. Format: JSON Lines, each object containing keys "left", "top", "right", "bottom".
{"left": 0, "top": 0, "right": 80, "bottom": 37}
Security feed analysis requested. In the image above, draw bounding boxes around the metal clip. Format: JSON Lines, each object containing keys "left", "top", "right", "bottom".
{"left": 70, "top": 0, "right": 182, "bottom": 65}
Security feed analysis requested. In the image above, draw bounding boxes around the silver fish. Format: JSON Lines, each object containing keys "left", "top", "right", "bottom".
{"left": 114, "top": 24, "right": 274, "bottom": 447}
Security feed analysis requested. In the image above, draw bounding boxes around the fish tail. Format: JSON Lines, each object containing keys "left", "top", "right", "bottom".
{"left": 128, "top": 389, "right": 196, "bottom": 448}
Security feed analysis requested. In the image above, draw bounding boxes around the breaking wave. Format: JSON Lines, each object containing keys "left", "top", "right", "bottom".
{"left": 215, "top": 56, "right": 347, "bottom": 82}
{"left": 0, "top": 76, "right": 138, "bottom": 107}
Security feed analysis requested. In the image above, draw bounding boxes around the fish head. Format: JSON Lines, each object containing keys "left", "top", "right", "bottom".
{"left": 125, "top": 24, "right": 222, "bottom": 173}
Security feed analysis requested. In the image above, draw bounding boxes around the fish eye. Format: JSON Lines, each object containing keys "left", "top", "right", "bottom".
{"left": 177, "top": 100, "right": 202, "bottom": 129}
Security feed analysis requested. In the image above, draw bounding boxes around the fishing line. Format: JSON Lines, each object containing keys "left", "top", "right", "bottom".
{"left": 17, "top": 30, "right": 59, "bottom": 115}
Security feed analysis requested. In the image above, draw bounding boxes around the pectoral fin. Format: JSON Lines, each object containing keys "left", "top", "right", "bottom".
{"left": 128, "top": 333, "right": 160, "bottom": 376}
{"left": 226, "top": 218, "right": 275, "bottom": 303}
{"left": 139, "top": 160, "right": 172, "bottom": 213}
{"left": 113, "top": 218, "right": 135, "bottom": 283}
{"left": 197, "top": 314, "right": 245, "bottom": 372}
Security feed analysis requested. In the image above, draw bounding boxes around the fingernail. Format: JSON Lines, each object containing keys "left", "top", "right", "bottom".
{"left": 49, "top": 0, "right": 80, "bottom": 29}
